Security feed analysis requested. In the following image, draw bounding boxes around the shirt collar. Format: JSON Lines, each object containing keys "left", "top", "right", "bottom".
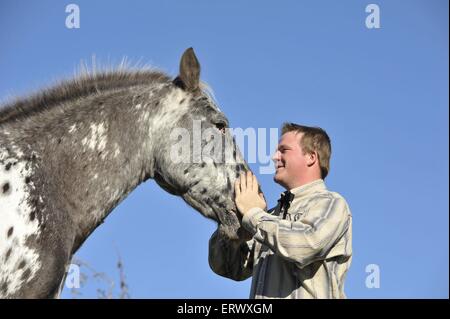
{"left": 286, "top": 179, "right": 327, "bottom": 201}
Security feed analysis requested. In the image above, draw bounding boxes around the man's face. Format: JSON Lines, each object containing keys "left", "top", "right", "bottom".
{"left": 272, "top": 131, "right": 308, "bottom": 189}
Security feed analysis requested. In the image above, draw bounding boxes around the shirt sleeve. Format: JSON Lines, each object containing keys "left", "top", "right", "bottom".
{"left": 208, "top": 228, "right": 254, "bottom": 281}
{"left": 242, "top": 195, "right": 351, "bottom": 268}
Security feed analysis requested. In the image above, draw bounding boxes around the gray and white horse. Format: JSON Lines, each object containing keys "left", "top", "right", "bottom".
{"left": 0, "top": 48, "right": 250, "bottom": 298}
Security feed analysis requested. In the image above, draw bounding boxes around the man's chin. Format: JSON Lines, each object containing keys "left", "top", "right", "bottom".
{"left": 273, "top": 173, "right": 282, "bottom": 183}
{"left": 273, "top": 174, "right": 288, "bottom": 189}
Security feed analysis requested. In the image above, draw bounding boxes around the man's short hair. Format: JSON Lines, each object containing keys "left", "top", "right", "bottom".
{"left": 281, "top": 123, "right": 332, "bottom": 179}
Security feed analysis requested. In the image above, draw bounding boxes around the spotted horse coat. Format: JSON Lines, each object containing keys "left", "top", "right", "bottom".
{"left": 0, "top": 48, "right": 251, "bottom": 298}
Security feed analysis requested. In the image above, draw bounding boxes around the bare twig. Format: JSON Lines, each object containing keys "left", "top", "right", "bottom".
{"left": 69, "top": 249, "right": 130, "bottom": 299}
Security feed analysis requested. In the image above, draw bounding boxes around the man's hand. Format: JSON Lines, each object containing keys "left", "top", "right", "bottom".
{"left": 235, "top": 171, "right": 267, "bottom": 217}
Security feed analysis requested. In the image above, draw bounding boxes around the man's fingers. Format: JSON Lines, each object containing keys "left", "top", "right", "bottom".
{"left": 246, "top": 171, "right": 253, "bottom": 190}
{"left": 252, "top": 174, "right": 258, "bottom": 192}
{"left": 237, "top": 171, "right": 259, "bottom": 194}
{"left": 240, "top": 172, "right": 246, "bottom": 191}
{"left": 234, "top": 178, "right": 241, "bottom": 196}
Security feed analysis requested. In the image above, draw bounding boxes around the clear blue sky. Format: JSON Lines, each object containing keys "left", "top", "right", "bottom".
{"left": 0, "top": 0, "right": 448, "bottom": 298}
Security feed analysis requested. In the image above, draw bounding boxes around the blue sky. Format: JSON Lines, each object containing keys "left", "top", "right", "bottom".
{"left": 0, "top": 0, "right": 448, "bottom": 298}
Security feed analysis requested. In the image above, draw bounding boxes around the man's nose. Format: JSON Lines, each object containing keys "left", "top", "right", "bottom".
{"left": 272, "top": 150, "right": 280, "bottom": 163}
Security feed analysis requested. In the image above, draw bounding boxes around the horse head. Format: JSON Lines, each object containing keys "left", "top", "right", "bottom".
{"left": 152, "top": 48, "right": 252, "bottom": 240}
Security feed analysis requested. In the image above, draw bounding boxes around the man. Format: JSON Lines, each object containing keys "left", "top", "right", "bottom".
{"left": 208, "top": 123, "right": 352, "bottom": 299}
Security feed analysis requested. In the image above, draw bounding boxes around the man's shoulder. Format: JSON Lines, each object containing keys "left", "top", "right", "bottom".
{"left": 327, "top": 190, "right": 348, "bottom": 201}
{"left": 310, "top": 189, "right": 351, "bottom": 210}
{"left": 311, "top": 188, "right": 346, "bottom": 200}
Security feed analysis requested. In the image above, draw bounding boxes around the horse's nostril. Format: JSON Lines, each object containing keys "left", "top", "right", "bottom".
{"left": 226, "top": 177, "right": 232, "bottom": 190}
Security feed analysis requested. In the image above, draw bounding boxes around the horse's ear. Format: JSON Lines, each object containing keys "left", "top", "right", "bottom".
{"left": 174, "top": 47, "right": 200, "bottom": 92}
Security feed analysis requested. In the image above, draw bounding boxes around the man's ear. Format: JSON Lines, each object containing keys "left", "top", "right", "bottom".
{"left": 306, "top": 152, "right": 318, "bottom": 167}
{"left": 173, "top": 47, "right": 200, "bottom": 93}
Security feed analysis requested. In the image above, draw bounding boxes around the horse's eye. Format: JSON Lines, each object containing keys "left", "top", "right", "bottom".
{"left": 215, "top": 122, "right": 226, "bottom": 134}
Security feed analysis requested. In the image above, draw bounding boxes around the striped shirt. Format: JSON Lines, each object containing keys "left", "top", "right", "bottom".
{"left": 208, "top": 179, "right": 352, "bottom": 299}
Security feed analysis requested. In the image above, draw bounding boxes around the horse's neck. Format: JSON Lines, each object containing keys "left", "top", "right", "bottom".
{"left": 3, "top": 84, "right": 174, "bottom": 253}
{"left": 63, "top": 86, "right": 168, "bottom": 251}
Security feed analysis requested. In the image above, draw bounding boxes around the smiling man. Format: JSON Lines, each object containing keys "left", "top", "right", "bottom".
{"left": 209, "top": 123, "right": 353, "bottom": 299}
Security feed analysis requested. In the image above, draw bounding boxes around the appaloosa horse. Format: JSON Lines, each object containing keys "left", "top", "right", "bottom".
{"left": 0, "top": 48, "right": 250, "bottom": 298}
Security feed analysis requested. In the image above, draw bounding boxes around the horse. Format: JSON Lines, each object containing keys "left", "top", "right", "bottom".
{"left": 0, "top": 48, "right": 251, "bottom": 298}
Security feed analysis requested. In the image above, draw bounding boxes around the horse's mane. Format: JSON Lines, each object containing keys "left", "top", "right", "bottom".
{"left": 0, "top": 69, "right": 171, "bottom": 124}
